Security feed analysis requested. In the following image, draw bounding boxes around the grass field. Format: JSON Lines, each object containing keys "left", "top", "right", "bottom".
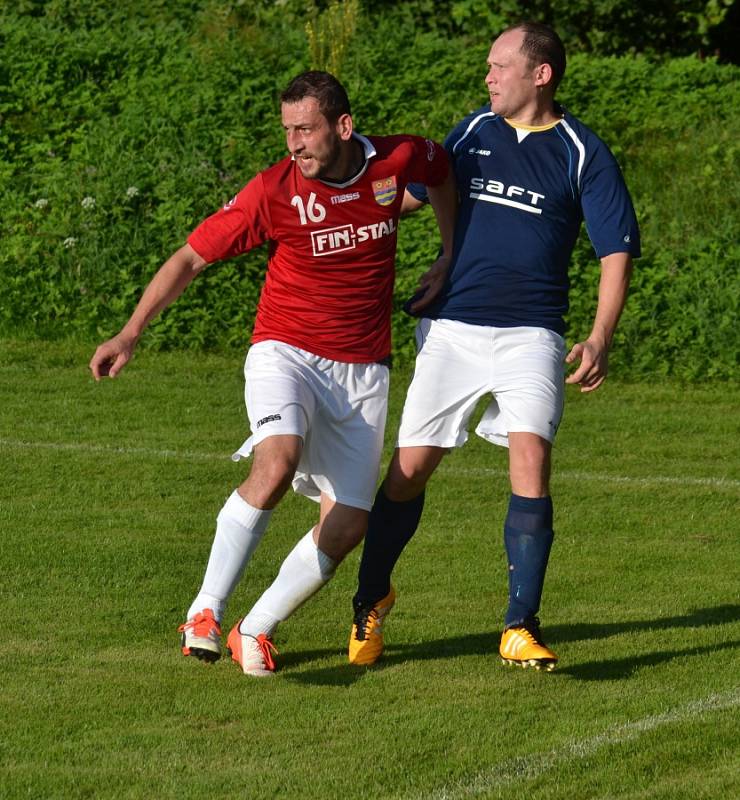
{"left": 1, "top": 338, "right": 738, "bottom": 799}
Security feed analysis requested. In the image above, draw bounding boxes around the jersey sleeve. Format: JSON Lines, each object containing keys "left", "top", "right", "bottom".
{"left": 403, "top": 136, "right": 449, "bottom": 204}
{"left": 187, "top": 173, "right": 272, "bottom": 263}
{"left": 581, "top": 143, "right": 641, "bottom": 260}
{"left": 406, "top": 181, "right": 429, "bottom": 203}
{"left": 406, "top": 110, "right": 480, "bottom": 204}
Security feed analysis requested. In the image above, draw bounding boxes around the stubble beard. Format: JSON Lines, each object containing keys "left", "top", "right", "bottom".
{"left": 309, "top": 135, "right": 344, "bottom": 181}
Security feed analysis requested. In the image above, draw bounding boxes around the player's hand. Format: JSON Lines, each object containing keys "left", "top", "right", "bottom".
{"left": 565, "top": 338, "right": 608, "bottom": 393}
{"left": 407, "top": 254, "right": 451, "bottom": 314}
{"left": 89, "top": 333, "right": 136, "bottom": 381}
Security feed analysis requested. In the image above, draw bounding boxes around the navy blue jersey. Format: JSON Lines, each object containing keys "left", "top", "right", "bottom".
{"left": 409, "top": 106, "right": 641, "bottom": 334}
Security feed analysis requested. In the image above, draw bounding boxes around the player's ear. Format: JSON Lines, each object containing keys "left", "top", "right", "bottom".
{"left": 534, "top": 62, "right": 553, "bottom": 88}
{"left": 335, "top": 112, "right": 353, "bottom": 141}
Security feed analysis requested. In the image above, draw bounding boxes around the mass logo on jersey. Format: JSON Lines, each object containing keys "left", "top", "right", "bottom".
{"left": 372, "top": 177, "right": 397, "bottom": 206}
{"left": 330, "top": 191, "right": 361, "bottom": 206}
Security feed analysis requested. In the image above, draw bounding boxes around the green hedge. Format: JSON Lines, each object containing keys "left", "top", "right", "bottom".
{"left": 1, "top": 2, "right": 738, "bottom": 378}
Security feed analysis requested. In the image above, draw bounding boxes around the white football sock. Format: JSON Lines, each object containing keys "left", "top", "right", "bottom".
{"left": 187, "top": 490, "right": 272, "bottom": 622}
{"left": 239, "top": 529, "right": 336, "bottom": 637}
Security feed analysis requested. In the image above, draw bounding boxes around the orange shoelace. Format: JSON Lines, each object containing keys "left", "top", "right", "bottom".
{"left": 178, "top": 610, "right": 221, "bottom": 637}
{"left": 255, "top": 634, "right": 278, "bottom": 670}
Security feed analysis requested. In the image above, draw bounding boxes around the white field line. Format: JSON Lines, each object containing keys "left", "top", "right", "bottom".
{"left": 1, "top": 437, "right": 739, "bottom": 490}
{"left": 419, "top": 688, "right": 740, "bottom": 800}
{"left": 0, "top": 437, "right": 224, "bottom": 462}
{"left": 442, "top": 465, "right": 740, "bottom": 490}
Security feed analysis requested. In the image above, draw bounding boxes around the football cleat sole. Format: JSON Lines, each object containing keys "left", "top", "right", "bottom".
{"left": 501, "top": 656, "right": 556, "bottom": 672}
{"left": 181, "top": 640, "right": 221, "bottom": 663}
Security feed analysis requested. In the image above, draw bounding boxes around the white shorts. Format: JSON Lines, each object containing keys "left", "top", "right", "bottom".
{"left": 397, "top": 319, "right": 566, "bottom": 449}
{"left": 232, "top": 340, "right": 389, "bottom": 510}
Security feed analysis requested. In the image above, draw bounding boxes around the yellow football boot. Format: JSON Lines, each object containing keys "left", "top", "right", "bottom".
{"left": 348, "top": 586, "right": 396, "bottom": 666}
{"left": 499, "top": 617, "right": 557, "bottom": 671}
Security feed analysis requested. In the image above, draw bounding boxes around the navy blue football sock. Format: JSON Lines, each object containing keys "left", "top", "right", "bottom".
{"left": 354, "top": 485, "right": 425, "bottom": 605}
{"left": 503, "top": 494, "right": 554, "bottom": 628}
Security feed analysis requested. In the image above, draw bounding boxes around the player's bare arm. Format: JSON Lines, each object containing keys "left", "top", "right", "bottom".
{"left": 89, "top": 243, "right": 208, "bottom": 380}
{"left": 565, "top": 251, "right": 633, "bottom": 392}
{"left": 408, "top": 170, "right": 458, "bottom": 313}
{"left": 400, "top": 188, "right": 425, "bottom": 216}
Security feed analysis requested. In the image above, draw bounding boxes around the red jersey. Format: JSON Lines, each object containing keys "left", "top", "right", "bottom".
{"left": 188, "top": 134, "right": 449, "bottom": 362}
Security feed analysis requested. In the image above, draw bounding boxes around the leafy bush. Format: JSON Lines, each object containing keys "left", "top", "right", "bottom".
{"left": 1, "top": 1, "right": 738, "bottom": 378}
{"left": 558, "top": 54, "right": 739, "bottom": 380}
{"left": 368, "top": 0, "right": 738, "bottom": 61}
{"left": 1, "top": 2, "right": 304, "bottom": 348}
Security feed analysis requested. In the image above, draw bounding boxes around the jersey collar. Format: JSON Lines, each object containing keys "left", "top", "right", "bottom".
{"left": 504, "top": 113, "right": 563, "bottom": 144}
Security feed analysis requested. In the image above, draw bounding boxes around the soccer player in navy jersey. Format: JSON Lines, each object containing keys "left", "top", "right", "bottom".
{"left": 349, "top": 22, "right": 641, "bottom": 670}
{"left": 90, "top": 71, "right": 456, "bottom": 676}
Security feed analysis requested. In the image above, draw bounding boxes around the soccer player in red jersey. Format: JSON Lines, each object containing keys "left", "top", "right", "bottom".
{"left": 89, "top": 71, "right": 455, "bottom": 675}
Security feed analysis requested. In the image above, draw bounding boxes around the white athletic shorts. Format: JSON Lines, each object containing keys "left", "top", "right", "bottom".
{"left": 231, "top": 340, "right": 389, "bottom": 511}
{"left": 397, "top": 319, "right": 566, "bottom": 449}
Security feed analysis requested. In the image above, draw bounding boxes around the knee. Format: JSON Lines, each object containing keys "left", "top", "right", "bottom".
{"left": 508, "top": 434, "right": 551, "bottom": 497}
{"left": 262, "top": 459, "right": 297, "bottom": 499}
{"left": 243, "top": 448, "right": 300, "bottom": 508}
{"left": 518, "top": 443, "right": 548, "bottom": 472}
{"left": 384, "top": 448, "right": 442, "bottom": 501}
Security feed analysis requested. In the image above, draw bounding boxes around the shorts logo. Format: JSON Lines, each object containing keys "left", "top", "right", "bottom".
{"left": 372, "top": 177, "right": 397, "bottom": 206}
{"left": 256, "top": 413, "right": 282, "bottom": 428}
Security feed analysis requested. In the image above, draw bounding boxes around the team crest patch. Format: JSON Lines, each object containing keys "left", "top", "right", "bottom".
{"left": 372, "top": 177, "right": 397, "bottom": 206}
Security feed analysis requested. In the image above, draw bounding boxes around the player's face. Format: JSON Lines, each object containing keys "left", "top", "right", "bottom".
{"left": 282, "top": 98, "right": 344, "bottom": 180}
{"left": 485, "top": 29, "right": 541, "bottom": 120}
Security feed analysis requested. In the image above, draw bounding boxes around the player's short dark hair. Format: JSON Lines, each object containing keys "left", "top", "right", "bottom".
{"left": 280, "top": 71, "right": 351, "bottom": 122}
{"left": 505, "top": 21, "right": 567, "bottom": 91}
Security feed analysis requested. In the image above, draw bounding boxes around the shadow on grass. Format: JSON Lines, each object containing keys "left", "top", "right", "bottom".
{"left": 283, "top": 603, "right": 739, "bottom": 687}
{"left": 545, "top": 603, "right": 740, "bottom": 646}
{"left": 558, "top": 639, "right": 740, "bottom": 681}
{"left": 281, "top": 633, "right": 500, "bottom": 687}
